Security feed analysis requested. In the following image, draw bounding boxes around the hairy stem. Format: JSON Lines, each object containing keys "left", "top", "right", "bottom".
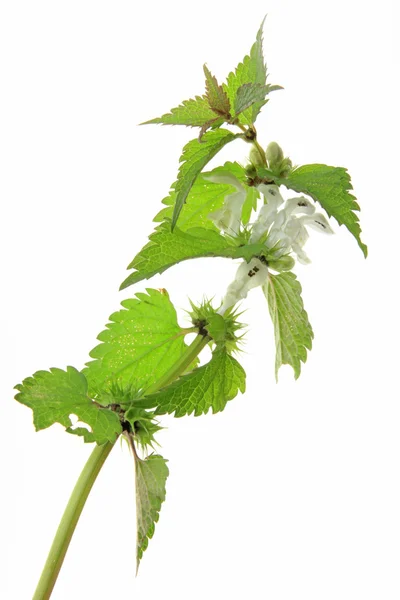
{"left": 33, "top": 331, "right": 210, "bottom": 599}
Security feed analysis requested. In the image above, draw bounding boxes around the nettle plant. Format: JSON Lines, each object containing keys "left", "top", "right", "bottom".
{"left": 15, "top": 19, "right": 366, "bottom": 599}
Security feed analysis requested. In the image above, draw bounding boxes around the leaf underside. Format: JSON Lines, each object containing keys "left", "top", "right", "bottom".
{"left": 264, "top": 272, "right": 313, "bottom": 379}
{"left": 14, "top": 366, "right": 122, "bottom": 444}
{"left": 135, "top": 454, "right": 169, "bottom": 569}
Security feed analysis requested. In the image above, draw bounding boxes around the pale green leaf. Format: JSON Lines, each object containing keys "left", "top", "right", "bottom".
{"left": 270, "top": 164, "right": 367, "bottom": 257}
{"left": 141, "top": 346, "right": 246, "bottom": 417}
{"left": 14, "top": 367, "right": 122, "bottom": 444}
{"left": 135, "top": 454, "right": 169, "bottom": 568}
{"left": 84, "top": 289, "right": 189, "bottom": 393}
{"left": 141, "top": 95, "right": 219, "bottom": 128}
{"left": 172, "top": 129, "right": 241, "bottom": 229}
{"left": 263, "top": 272, "right": 313, "bottom": 379}
{"left": 155, "top": 162, "right": 258, "bottom": 231}
{"left": 120, "top": 222, "right": 266, "bottom": 289}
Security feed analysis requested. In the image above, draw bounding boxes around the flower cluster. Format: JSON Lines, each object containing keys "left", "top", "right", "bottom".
{"left": 208, "top": 174, "right": 334, "bottom": 314}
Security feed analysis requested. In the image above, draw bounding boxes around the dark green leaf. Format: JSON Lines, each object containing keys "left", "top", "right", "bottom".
{"left": 14, "top": 367, "right": 122, "bottom": 444}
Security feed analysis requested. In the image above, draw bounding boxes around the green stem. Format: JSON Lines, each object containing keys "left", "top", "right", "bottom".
{"left": 33, "top": 332, "right": 210, "bottom": 599}
{"left": 33, "top": 441, "right": 114, "bottom": 600}
{"left": 145, "top": 333, "right": 210, "bottom": 395}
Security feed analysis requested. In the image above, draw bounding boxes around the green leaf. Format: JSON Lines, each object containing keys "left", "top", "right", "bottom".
{"left": 14, "top": 366, "right": 122, "bottom": 444}
{"left": 141, "top": 95, "right": 219, "bottom": 128}
{"left": 155, "top": 162, "right": 258, "bottom": 231}
{"left": 84, "top": 289, "right": 190, "bottom": 393}
{"left": 120, "top": 222, "right": 267, "bottom": 289}
{"left": 223, "top": 17, "right": 271, "bottom": 126}
{"left": 263, "top": 272, "right": 313, "bottom": 379}
{"left": 203, "top": 64, "right": 231, "bottom": 117}
{"left": 141, "top": 346, "right": 246, "bottom": 417}
{"left": 135, "top": 453, "right": 169, "bottom": 568}
{"left": 259, "top": 164, "right": 367, "bottom": 257}
{"left": 171, "top": 129, "right": 241, "bottom": 229}
{"left": 234, "top": 82, "right": 270, "bottom": 117}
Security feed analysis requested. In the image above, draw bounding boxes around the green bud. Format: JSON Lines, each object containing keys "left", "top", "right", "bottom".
{"left": 268, "top": 254, "right": 296, "bottom": 272}
{"left": 244, "top": 163, "right": 257, "bottom": 178}
{"left": 265, "top": 141, "right": 284, "bottom": 166}
{"left": 249, "top": 146, "right": 264, "bottom": 167}
{"left": 279, "top": 157, "right": 293, "bottom": 178}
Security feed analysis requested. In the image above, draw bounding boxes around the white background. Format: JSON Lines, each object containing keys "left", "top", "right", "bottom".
{"left": 0, "top": 1, "right": 398, "bottom": 598}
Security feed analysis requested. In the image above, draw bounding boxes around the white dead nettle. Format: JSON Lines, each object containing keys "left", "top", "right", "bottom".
{"left": 250, "top": 183, "right": 334, "bottom": 264}
{"left": 218, "top": 256, "right": 269, "bottom": 315}
{"left": 217, "top": 182, "right": 334, "bottom": 314}
{"left": 206, "top": 172, "right": 247, "bottom": 237}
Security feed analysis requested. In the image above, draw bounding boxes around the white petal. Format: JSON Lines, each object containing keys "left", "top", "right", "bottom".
{"left": 284, "top": 196, "right": 315, "bottom": 216}
{"left": 205, "top": 172, "right": 245, "bottom": 193}
{"left": 301, "top": 213, "right": 334, "bottom": 234}
{"left": 292, "top": 242, "right": 311, "bottom": 264}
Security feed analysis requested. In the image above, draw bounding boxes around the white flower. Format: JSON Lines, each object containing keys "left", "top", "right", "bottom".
{"left": 206, "top": 172, "right": 247, "bottom": 237}
{"left": 219, "top": 257, "right": 269, "bottom": 315}
{"left": 250, "top": 185, "right": 334, "bottom": 264}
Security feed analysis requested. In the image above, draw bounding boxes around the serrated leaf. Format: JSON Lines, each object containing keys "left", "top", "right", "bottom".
{"left": 84, "top": 289, "right": 190, "bottom": 393}
{"left": 172, "top": 129, "right": 241, "bottom": 229}
{"left": 261, "top": 164, "right": 367, "bottom": 257}
{"left": 263, "top": 272, "right": 313, "bottom": 379}
{"left": 223, "top": 17, "right": 269, "bottom": 126}
{"left": 120, "top": 222, "right": 266, "bottom": 289}
{"left": 141, "top": 347, "right": 246, "bottom": 417}
{"left": 203, "top": 64, "right": 231, "bottom": 117}
{"left": 141, "top": 95, "right": 219, "bottom": 128}
{"left": 135, "top": 454, "right": 169, "bottom": 568}
{"left": 14, "top": 366, "right": 122, "bottom": 444}
{"left": 234, "top": 82, "right": 270, "bottom": 117}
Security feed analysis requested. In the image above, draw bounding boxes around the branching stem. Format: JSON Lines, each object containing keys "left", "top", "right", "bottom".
{"left": 33, "top": 333, "right": 210, "bottom": 599}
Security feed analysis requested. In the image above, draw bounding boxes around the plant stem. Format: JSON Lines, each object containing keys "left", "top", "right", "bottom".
{"left": 33, "top": 332, "right": 210, "bottom": 599}
{"left": 32, "top": 441, "right": 114, "bottom": 600}
{"left": 145, "top": 333, "right": 210, "bottom": 395}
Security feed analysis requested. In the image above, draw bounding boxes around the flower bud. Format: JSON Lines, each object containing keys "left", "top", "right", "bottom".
{"left": 249, "top": 146, "right": 264, "bottom": 167}
{"left": 268, "top": 255, "right": 296, "bottom": 272}
{"left": 265, "top": 141, "right": 284, "bottom": 167}
{"left": 279, "top": 157, "right": 293, "bottom": 177}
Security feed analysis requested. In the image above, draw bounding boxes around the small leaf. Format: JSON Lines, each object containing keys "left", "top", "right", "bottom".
{"left": 171, "top": 129, "right": 241, "bottom": 229}
{"left": 14, "top": 367, "right": 122, "bottom": 444}
{"left": 263, "top": 272, "right": 313, "bottom": 379}
{"left": 120, "top": 222, "right": 267, "bottom": 289}
{"left": 141, "top": 346, "right": 246, "bottom": 417}
{"left": 203, "top": 64, "right": 231, "bottom": 117}
{"left": 259, "top": 164, "right": 367, "bottom": 257}
{"left": 141, "top": 95, "right": 219, "bottom": 128}
{"left": 224, "top": 17, "right": 275, "bottom": 126}
{"left": 234, "top": 82, "right": 270, "bottom": 116}
{"left": 84, "top": 289, "right": 189, "bottom": 394}
{"left": 135, "top": 454, "right": 169, "bottom": 569}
